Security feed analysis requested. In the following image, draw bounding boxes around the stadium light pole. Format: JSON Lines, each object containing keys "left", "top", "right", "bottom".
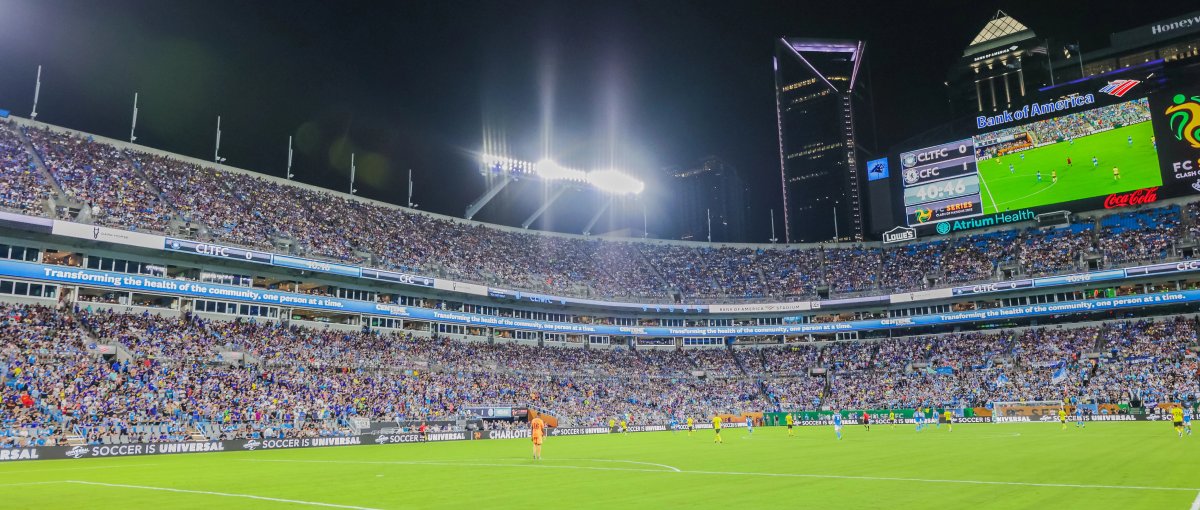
{"left": 706, "top": 208, "right": 712, "bottom": 243}
{"left": 129, "top": 93, "right": 139, "bottom": 144}
{"left": 407, "top": 168, "right": 414, "bottom": 207}
{"left": 30, "top": 65, "right": 41, "bottom": 120}
{"left": 349, "top": 153, "right": 357, "bottom": 195}
{"left": 642, "top": 201, "right": 648, "bottom": 239}
{"left": 286, "top": 136, "right": 295, "bottom": 180}
{"left": 1063, "top": 43, "right": 1084, "bottom": 79}
{"left": 1073, "top": 42, "right": 1085, "bottom": 78}
{"left": 769, "top": 209, "right": 778, "bottom": 244}
{"left": 213, "top": 116, "right": 226, "bottom": 164}
{"left": 1044, "top": 39, "right": 1056, "bottom": 86}
{"left": 832, "top": 204, "right": 840, "bottom": 242}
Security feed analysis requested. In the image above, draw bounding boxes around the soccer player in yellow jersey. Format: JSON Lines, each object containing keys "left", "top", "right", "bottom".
{"left": 608, "top": 418, "right": 616, "bottom": 431}
{"left": 712, "top": 416, "right": 723, "bottom": 443}
{"left": 1172, "top": 405, "right": 1185, "bottom": 438}
{"left": 619, "top": 419, "right": 628, "bottom": 435}
{"left": 785, "top": 413, "right": 795, "bottom": 436}
{"left": 944, "top": 410, "right": 953, "bottom": 432}
{"left": 1058, "top": 408, "right": 1068, "bottom": 430}
{"left": 686, "top": 417, "right": 694, "bottom": 436}
{"left": 889, "top": 410, "right": 896, "bottom": 429}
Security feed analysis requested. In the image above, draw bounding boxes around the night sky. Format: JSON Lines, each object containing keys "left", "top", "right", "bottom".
{"left": 0, "top": 1, "right": 1187, "bottom": 241}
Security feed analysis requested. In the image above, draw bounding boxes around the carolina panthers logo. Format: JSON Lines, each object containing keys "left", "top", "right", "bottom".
{"left": 914, "top": 208, "right": 933, "bottom": 223}
{"left": 1166, "top": 93, "right": 1200, "bottom": 148}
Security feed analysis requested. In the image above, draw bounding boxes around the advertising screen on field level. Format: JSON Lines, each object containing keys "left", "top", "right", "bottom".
{"left": 902, "top": 97, "right": 1162, "bottom": 227}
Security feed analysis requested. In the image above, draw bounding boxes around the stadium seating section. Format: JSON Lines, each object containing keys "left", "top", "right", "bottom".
{"left": 1, "top": 120, "right": 1196, "bottom": 304}
{"left": 2, "top": 303, "right": 1196, "bottom": 447}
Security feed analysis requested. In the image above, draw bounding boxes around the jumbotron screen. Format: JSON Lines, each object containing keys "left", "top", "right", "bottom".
{"left": 899, "top": 97, "right": 1162, "bottom": 227}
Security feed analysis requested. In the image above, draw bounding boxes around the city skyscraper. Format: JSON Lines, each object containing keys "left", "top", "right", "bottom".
{"left": 666, "top": 156, "right": 747, "bottom": 242}
{"left": 773, "top": 37, "right": 874, "bottom": 243}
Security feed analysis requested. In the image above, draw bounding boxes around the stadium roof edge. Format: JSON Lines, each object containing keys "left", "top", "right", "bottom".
{"left": 963, "top": 11, "right": 1036, "bottom": 57}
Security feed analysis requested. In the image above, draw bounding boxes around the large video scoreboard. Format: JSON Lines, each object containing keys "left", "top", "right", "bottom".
{"left": 899, "top": 139, "right": 981, "bottom": 226}
{"left": 869, "top": 64, "right": 1200, "bottom": 238}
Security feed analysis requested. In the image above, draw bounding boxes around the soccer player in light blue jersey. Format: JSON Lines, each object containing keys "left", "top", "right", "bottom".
{"left": 832, "top": 411, "right": 843, "bottom": 440}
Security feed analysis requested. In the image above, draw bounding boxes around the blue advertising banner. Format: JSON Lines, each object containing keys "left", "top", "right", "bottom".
{"left": 3, "top": 260, "right": 1199, "bottom": 337}
{"left": 7, "top": 214, "right": 1200, "bottom": 315}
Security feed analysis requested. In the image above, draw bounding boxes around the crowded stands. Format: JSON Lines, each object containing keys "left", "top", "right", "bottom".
{"left": 3, "top": 302, "right": 1196, "bottom": 447}
{"left": 0, "top": 119, "right": 1193, "bottom": 305}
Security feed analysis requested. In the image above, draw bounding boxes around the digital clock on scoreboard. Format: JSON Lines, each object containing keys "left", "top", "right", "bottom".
{"left": 899, "top": 138, "right": 985, "bottom": 226}
{"left": 903, "top": 175, "right": 981, "bottom": 206}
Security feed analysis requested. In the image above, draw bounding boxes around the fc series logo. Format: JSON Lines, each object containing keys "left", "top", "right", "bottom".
{"left": 1167, "top": 93, "right": 1200, "bottom": 148}
{"left": 1163, "top": 93, "right": 1200, "bottom": 193}
{"left": 913, "top": 208, "right": 933, "bottom": 223}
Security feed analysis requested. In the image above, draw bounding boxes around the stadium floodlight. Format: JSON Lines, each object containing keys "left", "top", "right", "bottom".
{"left": 481, "top": 153, "right": 644, "bottom": 195}
{"left": 587, "top": 169, "right": 644, "bottom": 195}
{"left": 534, "top": 159, "right": 586, "bottom": 182}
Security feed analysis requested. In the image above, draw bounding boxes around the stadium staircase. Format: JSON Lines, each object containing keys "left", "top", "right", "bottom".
{"left": 628, "top": 248, "right": 672, "bottom": 298}
{"left": 15, "top": 126, "right": 67, "bottom": 199}
{"left": 728, "top": 345, "right": 753, "bottom": 377}
{"left": 123, "top": 152, "right": 190, "bottom": 237}
{"left": 14, "top": 126, "right": 79, "bottom": 218}
{"left": 208, "top": 169, "right": 298, "bottom": 253}
{"left": 63, "top": 432, "right": 87, "bottom": 447}
{"left": 187, "top": 426, "right": 209, "bottom": 442}
{"left": 67, "top": 305, "right": 135, "bottom": 363}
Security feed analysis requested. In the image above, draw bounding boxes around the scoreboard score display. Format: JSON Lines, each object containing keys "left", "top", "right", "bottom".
{"left": 899, "top": 139, "right": 985, "bottom": 226}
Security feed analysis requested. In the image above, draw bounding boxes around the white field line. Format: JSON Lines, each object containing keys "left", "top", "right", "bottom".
{"left": 0, "top": 463, "right": 159, "bottom": 474}
{"left": 0, "top": 481, "right": 66, "bottom": 488}
{"left": 62, "top": 480, "right": 384, "bottom": 510}
{"left": 1189, "top": 490, "right": 1200, "bottom": 510}
{"left": 241, "top": 458, "right": 1199, "bottom": 492}
{"left": 549, "top": 458, "right": 681, "bottom": 472}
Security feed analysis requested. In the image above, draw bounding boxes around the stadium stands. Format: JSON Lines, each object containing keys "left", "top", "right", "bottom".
{"left": 1, "top": 119, "right": 1194, "bottom": 305}
{"left": 3, "top": 302, "right": 1195, "bottom": 447}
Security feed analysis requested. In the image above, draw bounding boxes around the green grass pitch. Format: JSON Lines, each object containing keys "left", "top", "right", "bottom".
{"left": 977, "top": 122, "right": 1162, "bottom": 214}
{"left": 2, "top": 422, "right": 1197, "bottom": 509}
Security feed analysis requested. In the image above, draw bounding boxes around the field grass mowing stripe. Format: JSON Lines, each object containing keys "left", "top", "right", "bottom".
{"left": 62, "top": 480, "right": 385, "bottom": 510}
{"left": 0, "top": 481, "right": 67, "bottom": 488}
{"left": 977, "top": 171, "right": 998, "bottom": 212}
{"left": 242, "top": 458, "right": 1200, "bottom": 492}
{"left": 4, "top": 462, "right": 159, "bottom": 474}
{"left": 244, "top": 458, "right": 671, "bottom": 474}
{"left": 994, "top": 179, "right": 1058, "bottom": 209}
{"left": 386, "top": 457, "right": 682, "bottom": 472}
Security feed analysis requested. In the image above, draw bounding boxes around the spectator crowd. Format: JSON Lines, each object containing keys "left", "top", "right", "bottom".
{"left": 0, "top": 119, "right": 1193, "bottom": 306}
{"left": 2, "top": 303, "right": 1195, "bottom": 448}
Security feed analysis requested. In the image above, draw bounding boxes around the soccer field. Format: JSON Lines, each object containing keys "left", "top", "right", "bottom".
{"left": 2, "top": 423, "right": 1197, "bottom": 509}
{"left": 977, "top": 123, "right": 1162, "bottom": 214}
